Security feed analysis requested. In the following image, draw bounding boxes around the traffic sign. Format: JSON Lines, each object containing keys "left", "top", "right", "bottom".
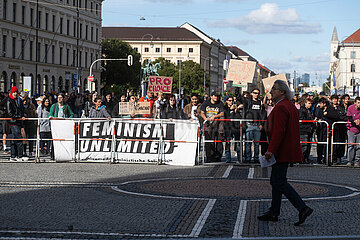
{"left": 88, "top": 76, "right": 94, "bottom": 82}
{"left": 223, "top": 78, "right": 229, "bottom": 84}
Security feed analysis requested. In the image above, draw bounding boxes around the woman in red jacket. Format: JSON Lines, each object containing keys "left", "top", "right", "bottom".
{"left": 257, "top": 80, "right": 313, "bottom": 226}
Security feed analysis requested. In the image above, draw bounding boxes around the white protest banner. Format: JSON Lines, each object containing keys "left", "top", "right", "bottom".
{"left": 51, "top": 120, "right": 75, "bottom": 161}
{"left": 52, "top": 119, "right": 198, "bottom": 166}
{"left": 148, "top": 76, "right": 172, "bottom": 93}
{"left": 226, "top": 60, "right": 256, "bottom": 87}
{"left": 262, "top": 73, "right": 288, "bottom": 92}
{"left": 118, "top": 102, "right": 151, "bottom": 115}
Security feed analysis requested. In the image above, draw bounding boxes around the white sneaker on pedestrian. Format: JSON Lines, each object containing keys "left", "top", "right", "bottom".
{"left": 9, "top": 157, "right": 18, "bottom": 161}
{"left": 19, "top": 156, "right": 29, "bottom": 161}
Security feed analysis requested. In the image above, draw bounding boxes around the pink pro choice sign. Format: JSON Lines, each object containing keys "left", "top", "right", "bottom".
{"left": 148, "top": 76, "right": 172, "bottom": 93}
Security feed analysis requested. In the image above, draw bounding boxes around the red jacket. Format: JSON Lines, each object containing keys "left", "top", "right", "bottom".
{"left": 265, "top": 98, "right": 302, "bottom": 163}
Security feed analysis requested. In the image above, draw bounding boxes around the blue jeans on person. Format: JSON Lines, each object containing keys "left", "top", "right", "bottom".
{"left": 269, "top": 163, "right": 306, "bottom": 216}
{"left": 245, "top": 125, "right": 261, "bottom": 162}
{"left": 9, "top": 125, "right": 23, "bottom": 158}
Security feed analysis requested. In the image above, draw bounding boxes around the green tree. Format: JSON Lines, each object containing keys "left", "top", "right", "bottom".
{"left": 101, "top": 39, "right": 141, "bottom": 95}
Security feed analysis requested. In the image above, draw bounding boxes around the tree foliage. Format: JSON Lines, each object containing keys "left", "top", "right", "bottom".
{"left": 101, "top": 39, "right": 141, "bottom": 94}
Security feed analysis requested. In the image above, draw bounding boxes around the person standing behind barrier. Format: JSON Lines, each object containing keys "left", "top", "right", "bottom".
{"left": 326, "top": 95, "right": 343, "bottom": 164}
{"left": 155, "top": 93, "right": 167, "bottom": 119}
{"left": 338, "top": 94, "right": 351, "bottom": 163}
{"left": 0, "top": 92, "right": 10, "bottom": 153}
{"left": 346, "top": 97, "right": 360, "bottom": 167}
{"left": 139, "top": 91, "right": 156, "bottom": 118}
{"left": 200, "top": 91, "right": 225, "bottom": 163}
{"left": 89, "top": 98, "right": 111, "bottom": 119}
{"left": 223, "top": 96, "right": 241, "bottom": 163}
{"left": 103, "top": 93, "right": 116, "bottom": 117}
{"left": 314, "top": 97, "right": 328, "bottom": 164}
{"left": 37, "top": 97, "right": 52, "bottom": 155}
{"left": 6, "top": 86, "right": 28, "bottom": 161}
{"left": 183, "top": 93, "right": 201, "bottom": 121}
{"left": 22, "top": 97, "right": 37, "bottom": 158}
{"left": 49, "top": 93, "right": 74, "bottom": 118}
{"left": 161, "top": 95, "right": 184, "bottom": 120}
{"left": 299, "top": 99, "right": 315, "bottom": 164}
{"left": 243, "top": 88, "right": 265, "bottom": 163}
{"left": 258, "top": 80, "right": 313, "bottom": 226}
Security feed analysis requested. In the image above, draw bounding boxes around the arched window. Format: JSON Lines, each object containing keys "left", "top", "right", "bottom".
{"left": 10, "top": 72, "right": 16, "bottom": 87}
{"left": 50, "top": 76, "right": 55, "bottom": 92}
{"left": 36, "top": 74, "right": 41, "bottom": 94}
{"left": 83, "top": 78, "right": 87, "bottom": 93}
{"left": 58, "top": 76, "right": 63, "bottom": 92}
{"left": 1, "top": 71, "right": 8, "bottom": 92}
{"left": 43, "top": 75, "right": 48, "bottom": 93}
{"left": 19, "top": 73, "right": 24, "bottom": 91}
{"left": 351, "top": 64, "right": 356, "bottom": 73}
{"left": 65, "top": 79, "right": 70, "bottom": 92}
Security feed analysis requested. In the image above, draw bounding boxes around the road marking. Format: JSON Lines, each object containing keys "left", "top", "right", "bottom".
{"left": 189, "top": 199, "right": 216, "bottom": 237}
{"left": 222, "top": 165, "right": 233, "bottom": 178}
{"left": 248, "top": 167, "right": 254, "bottom": 179}
{"left": 233, "top": 200, "right": 247, "bottom": 239}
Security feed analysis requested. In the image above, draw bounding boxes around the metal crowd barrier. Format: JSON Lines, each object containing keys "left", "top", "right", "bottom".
{"left": 330, "top": 121, "right": 354, "bottom": 165}
{"left": 201, "top": 119, "right": 330, "bottom": 165}
{"left": 0, "top": 118, "right": 200, "bottom": 165}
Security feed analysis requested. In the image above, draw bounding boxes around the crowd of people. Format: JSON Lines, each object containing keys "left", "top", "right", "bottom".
{"left": 0, "top": 85, "right": 359, "bottom": 167}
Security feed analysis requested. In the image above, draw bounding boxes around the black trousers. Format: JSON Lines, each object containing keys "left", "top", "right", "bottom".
{"left": 269, "top": 163, "right": 306, "bottom": 216}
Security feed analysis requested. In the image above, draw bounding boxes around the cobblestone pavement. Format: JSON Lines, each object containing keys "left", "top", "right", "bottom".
{"left": 0, "top": 162, "right": 360, "bottom": 239}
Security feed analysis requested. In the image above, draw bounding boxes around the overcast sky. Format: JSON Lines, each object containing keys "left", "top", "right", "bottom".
{"left": 102, "top": 0, "right": 359, "bottom": 86}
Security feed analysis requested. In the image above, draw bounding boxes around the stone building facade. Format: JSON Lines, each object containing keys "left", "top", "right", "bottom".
{"left": 0, "top": 0, "right": 103, "bottom": 95}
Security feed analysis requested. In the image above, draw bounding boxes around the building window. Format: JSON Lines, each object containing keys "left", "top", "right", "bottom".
{"left": 12, "top": 37, "right": 16, "bottom": 58}
{"left": 79, "top": 51, "right": 82, "bottom": 67}
{"left": 60, "top": 18, "right": 63, "bottom": 34}
{"left": 91, "top": 27, "right": 93, "bottom": 41}
{"left": 177, "top": 60, "right": 182, "bottom": 65}
{"left": 80, "top": 24, "right": 82, "bottom": 39}
{"left": 72, "top": 49, "right": 76, "bottom": 66}
{"left": 73, "top": 21, "right": 76, "bottom": 37}
{"left": 90, "top": 2, "right": 93, "bottom": 12}
{"left": 67, "top": 20, "right": 70, "bottom": 35}
{"left": 52, "top": 15, "right": 55, "bottom": 32}
{"left": 45, "top": 13, "right": 49, "bottom": 30}
{"left": 21, "top": 39, "right": 24, "bottom": 60}
{"left": 21, "top": 6, "right": 25, "bottom": 24}
{"left": 3, "top": 0, "right": 7, "bottom": 20}
{"left": 44, "top": 44, "right": 48, "bottom": 63}
{"left": 85, "top": 25, "right": 88, "bottom": 40}
{"left": 144, "top": 47, "right": 149, "bottom": 52}
{"left": 177, "top": 48, "right": 182, "bottom": 53}
{"left": 73, "top": 0, "right": 76, "bottom": 6}
{"left": 12, "top": 3, "right": 16, "bottom": 22}
{"left": 95, "top": 4, "right": 98, "bottom": 14}
{"left": 2, "top": 35, "right": 6, "bottom": 57}
{"left": 85, "top": 51, "right": 88, "bottom": 68}
{"left": 38, "top": 11, "right": 41, "bottom": 28}
{"left": 166, "top": 48, "right": 171, "bottom": 53}
{"left": 351, "top": 51, "right": 356, "bottom": 59}
{"left": 134, "top": 47, "right": 138, "bottom": 52}
{"left": 30, "top": 8, "right": 33, "bottom": 27}
{"left": 85, "top": 0, "right": 88, "bottom": 9}
{"left": 96, "top": 28, "right": 98, "bottom": 42}
{"left": 52, "top": 45, "right": 55, "bottom": 64}
{"left": 36, "top": 42, "right": 40, "bottom": 62}
{"left": 59, "top": 47, "right": 63, "bottom": 65}
{"left": 155, "top": 48, "right": 160, "bottom": 53}
{"left": 66, "top": 48, "right": 69, "bottom": 66}
{"left": 351, "top": 64, "right": 356, "bottom": 72}
{"left": 29, "top": 41, "right": 33, "bottom": 60}
{"left": 79, "top": 0, "right": 81, "bottom": 8}
{"left": 189, "top": 48, "right": 193, "bottom": 53}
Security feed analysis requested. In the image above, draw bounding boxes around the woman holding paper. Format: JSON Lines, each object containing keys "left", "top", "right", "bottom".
{"left": 257, "top": 80, "right": 313, "bottom": 226}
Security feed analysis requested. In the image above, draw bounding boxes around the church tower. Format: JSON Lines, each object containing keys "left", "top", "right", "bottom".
{"left": 330, "top": 25, "right": 339, "bottom": 72}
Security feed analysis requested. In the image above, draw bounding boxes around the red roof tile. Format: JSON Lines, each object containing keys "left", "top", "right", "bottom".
{"left": 344, "top": 28, "right": 360, "bottom": 43}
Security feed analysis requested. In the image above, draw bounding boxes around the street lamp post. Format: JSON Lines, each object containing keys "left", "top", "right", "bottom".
{"left": 139, "top": 34, "right": 154, "bottom": 97}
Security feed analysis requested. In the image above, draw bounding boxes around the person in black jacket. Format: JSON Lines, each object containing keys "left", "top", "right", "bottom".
{"left": 299, "top": 99, "right": 315, "bottom": 163}
{"left": 0, "top": 92, "right": 10, "bottom": 153}
{"left": 7, "top": 86, "right": 27, "bottom": 161}
{"left": 161, "top": 95, "right": 184, "bottom": 120}
{"left": 314, "top": 97, "right": 328, "bottom": 164}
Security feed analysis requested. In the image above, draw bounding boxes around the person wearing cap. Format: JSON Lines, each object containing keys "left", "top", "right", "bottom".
{"left": 6, "top": 86, "right": 28, "bottom": 161}
{"left": 200, "top": 91, "right": 225, "bottom": 162}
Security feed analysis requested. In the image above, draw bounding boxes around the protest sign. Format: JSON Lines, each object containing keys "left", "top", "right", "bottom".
{"left": 118, "top": 102, "right": 151, "bottom": 115}
{"left": 148, "top": 76, "right": 172, "bottom": 93}
{"left": 262, "top": 73, "right": 288, "bottom": 92}
{"left": 226, "top": 60, "right": 256, "bottom": 87}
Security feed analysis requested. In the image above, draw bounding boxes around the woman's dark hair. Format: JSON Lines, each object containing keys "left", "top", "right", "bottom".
{"left": 168, "top": 95, "right": 177, "bottom": 107}
{"left": 41, "top": 97, "right": 51, "bottom": 111}
{"left": 94, "top": 97, "right": 102, "bottom": 102}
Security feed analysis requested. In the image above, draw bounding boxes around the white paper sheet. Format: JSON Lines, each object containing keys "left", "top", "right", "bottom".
{"left": 259, "top": 155, "right": 276, "bottom": 168}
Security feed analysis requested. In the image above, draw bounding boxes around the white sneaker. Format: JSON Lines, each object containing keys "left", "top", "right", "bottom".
{"left": 19, "top": 156, "right": 29, "bottom": 161}
{"left": 9, "top": 157, "right": 18, "bottom": 161}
